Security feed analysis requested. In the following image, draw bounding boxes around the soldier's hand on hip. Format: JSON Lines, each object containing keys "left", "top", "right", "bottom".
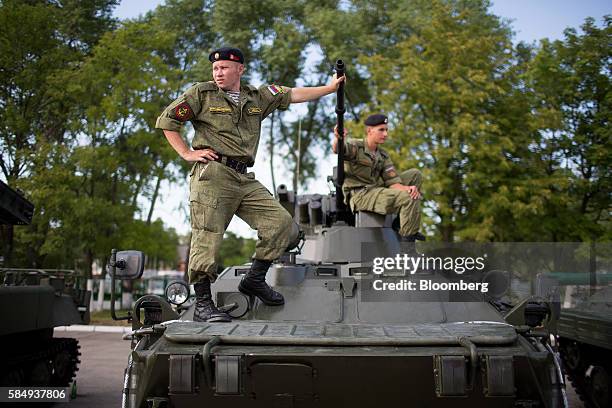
{"left": 183, "top": 149, "right": 218, "bottom": 163}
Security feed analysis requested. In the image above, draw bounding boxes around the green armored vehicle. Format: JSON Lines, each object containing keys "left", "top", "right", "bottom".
{"left": 112, "top": 187, "right": 569, "bottom": 408}
{"left": 0, "top": 180, "right": 91, "bottom": 387}
{"left": 112, "top": 61, "right": 567, "bottom": 408}
{"left": 550, "top": 272, "right": 612, "bottom": 408}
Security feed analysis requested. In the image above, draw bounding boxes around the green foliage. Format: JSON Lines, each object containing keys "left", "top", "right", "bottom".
{"left": 361, "top": 2, "right": 610, "bottom": 242}
{"left": 1, "top": 0, "right": 609, "bottom": 280}
{"left": 120, "top": 219, "right": 180, "bottom": 269}
{"left": 217, "top": 232, "right": 256, "bottom": 269}
{"left": 0, "top": 1, "right": 193, "bottom": 273}
{"left": 524, "top": 16, "right": 611, "bottom": 240}
{"left": 364, "top": 0, "right": 516, "bottom": 241}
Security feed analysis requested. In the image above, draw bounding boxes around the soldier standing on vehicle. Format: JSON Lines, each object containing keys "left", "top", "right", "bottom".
{"left": 332, "top": 114, "right": 425, "bottom": 241}
{"left": 156, "top": 47, "right": 345, "bottom": 322}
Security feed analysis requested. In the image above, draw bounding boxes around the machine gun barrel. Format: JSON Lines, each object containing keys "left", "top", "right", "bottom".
{"left": 334, "top": 60, "right": 346, "bottom": 216}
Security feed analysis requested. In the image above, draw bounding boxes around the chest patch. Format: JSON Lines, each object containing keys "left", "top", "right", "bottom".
{"left": 209, "top": 106, "right": 232, "bottom": 114}
{"left": 247, "top": 106, "right": 262, "bottom": 115}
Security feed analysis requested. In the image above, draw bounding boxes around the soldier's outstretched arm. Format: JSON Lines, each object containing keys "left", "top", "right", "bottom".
{"left": 291, "top": 74, "right": 345, "bottom": 103}
{"left": 162, "top": 130, "right": 218, "bottom": 163}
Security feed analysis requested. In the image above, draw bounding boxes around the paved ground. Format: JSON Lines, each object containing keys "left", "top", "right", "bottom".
{"left": 47, "top": 328, "right": 584, "bottom": 407}
{"left": 565, "top": 380, "right": 585, "bottom": 408}
{"left": 55, "top": 331, "right": 131, "bottom": 408}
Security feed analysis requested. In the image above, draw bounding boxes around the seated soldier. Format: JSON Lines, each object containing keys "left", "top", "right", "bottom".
{"left": 332, "top": 113, "right": 425, "bottom": 241}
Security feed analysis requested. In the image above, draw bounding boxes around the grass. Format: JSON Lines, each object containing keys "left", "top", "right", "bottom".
{"left": 89, "top": 309, "right": 132, "bottom": 326}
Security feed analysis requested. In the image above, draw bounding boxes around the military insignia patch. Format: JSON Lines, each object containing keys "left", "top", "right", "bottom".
{"left": 267, "top": 84, "right": 284, "bottom": 96}
{"left": 209, "top": 107, "right": 232, "bottom": 114}
{"left": 174, "top": 102, "right": 194, "bottom": 121}
{"left": 247, "top": 106, "right": 262, "bottom": 115}
{"left": 385, "top": 166, "right": 397, "bottom": 178}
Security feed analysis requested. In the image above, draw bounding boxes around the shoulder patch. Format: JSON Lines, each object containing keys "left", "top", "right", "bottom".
{"left": 267, "top": 84, "right": 285, "bottom": 96}
{"left": 174, "top": 102, "right": 194, "bottom": 121}
{"left": 384, "top": 166, "right": 397, "bottom": 178}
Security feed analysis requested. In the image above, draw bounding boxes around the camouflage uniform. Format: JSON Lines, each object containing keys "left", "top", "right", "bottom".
{"left": 340, "top": 138, "right": 422, "bottom": 236}
{"left": 156, "top": 81, "right": 298, "bottom": 284}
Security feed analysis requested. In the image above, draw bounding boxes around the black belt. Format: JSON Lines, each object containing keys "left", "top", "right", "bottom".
{"left": 214, "top": 153, "right": 248, "bottom": 174}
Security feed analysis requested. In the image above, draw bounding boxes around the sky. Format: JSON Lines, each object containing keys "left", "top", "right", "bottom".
{"left": 114, "top": 0, "right": 610, "bottom": 238}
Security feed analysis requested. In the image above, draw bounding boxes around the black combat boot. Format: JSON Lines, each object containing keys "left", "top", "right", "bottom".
{"left": 193, "top": 279, "right": 231, "bottom": 322}
{"left": 392, "top": 217, "right": 426, "bottom": 242}
{"left": 402, "top": 232, "right": 426, "bottom": 242}
{"left": 238, "top": 259, "right": 284, "bottom": 306}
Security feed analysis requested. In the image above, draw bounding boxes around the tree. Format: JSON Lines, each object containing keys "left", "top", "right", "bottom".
{"left": 524, "top": 16, "right": 611, "bottom": 241}
{"left": 365, "top": 0, "right": 517, "bottom": 241}
{"left": 0, "top": 0, "right": 117, "bottom": 266}
{"left": 217, "top": 231, "right": 256, "bottom": 269}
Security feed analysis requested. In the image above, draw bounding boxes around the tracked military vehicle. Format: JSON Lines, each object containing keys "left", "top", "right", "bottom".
{"left": 113, "top": 61, "right": 568, "bottom": 408}
{"left": 0, "top": 180, "right": 90, "bottom": 387}
{"left": 546, "top": 272, "right": 612, "bottom": 408}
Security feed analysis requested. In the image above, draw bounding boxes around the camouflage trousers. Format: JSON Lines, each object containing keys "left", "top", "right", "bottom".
{"left": 188, "top": 161, "right": 298, "bottom": 284}
{"left": 349, "top": 169, "right": 422, "bottom": 236}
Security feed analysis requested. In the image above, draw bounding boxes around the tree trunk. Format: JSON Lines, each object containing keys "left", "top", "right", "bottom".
{"left": 131, "top": 175, "right": 143, "bottom": 209}
{"left": 84, "top": 248, "right": 94, "bottom": 280}
{"left": 441, "top": 224, "right": 454, "bottom": 242}
{"left": 147, "top": 167, "right": 165, "bottom": 224}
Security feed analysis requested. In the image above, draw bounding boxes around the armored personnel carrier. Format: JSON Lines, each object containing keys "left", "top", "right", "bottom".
{"left": 112, "top": 183, "right": 569, "bottom": 408}
{"left": 0, "top": 180, "right": 90, "bottom": 387}
{"left": 551, "top": 272, "right": 612, "bottom": 408}
{"left": 112, "top": 61, "right": 567, "bottom": 408}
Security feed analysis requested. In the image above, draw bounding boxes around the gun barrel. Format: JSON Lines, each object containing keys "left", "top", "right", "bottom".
{"left": 335, "top": 59, "right": 346, "bottom": 217}
{"left": 277, "top": 184, "right": 289, "bottom": 202}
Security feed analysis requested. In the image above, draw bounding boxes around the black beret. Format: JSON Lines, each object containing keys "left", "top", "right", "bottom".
{"left": 364, "top": 114, "right": 388, "bottom": 126}
{"left": 209, "top": 47, "right": 244, "bottom": 64}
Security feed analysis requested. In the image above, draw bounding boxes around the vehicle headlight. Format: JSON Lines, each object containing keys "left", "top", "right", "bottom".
{"left": 165, "top": 280, "right": 190, "bottom": 305}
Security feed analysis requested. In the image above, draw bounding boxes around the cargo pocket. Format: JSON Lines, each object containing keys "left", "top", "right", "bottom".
{"left": 198, "top": 162, "right": 213, "bottom": 181}
{"left": 189, "top": 191, "right": 220, "bottom": 232}
{"left": 189, "top": 163, "right": 197, "bottom": 177}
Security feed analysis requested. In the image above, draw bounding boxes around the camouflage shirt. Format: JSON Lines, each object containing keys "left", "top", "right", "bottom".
{"left": 340, "top": 138, "right": 401, "bottom": 193}
{"left": 155, "top": 82, "right": 292, "bottom": 166}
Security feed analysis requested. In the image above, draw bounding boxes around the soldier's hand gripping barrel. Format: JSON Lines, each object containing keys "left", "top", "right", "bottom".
{"left": 334, "top": 59, "right": 346, "bottom": 217}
